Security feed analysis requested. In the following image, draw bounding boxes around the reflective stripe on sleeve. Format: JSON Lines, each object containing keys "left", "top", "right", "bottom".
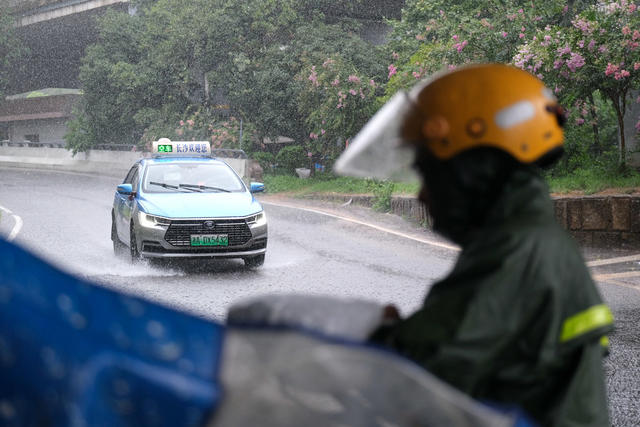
{"left": 560, "top": 304, "right": 614, "bottom": 343}
{"left": 600, "top": 336, "right": 609, "bottom": 348}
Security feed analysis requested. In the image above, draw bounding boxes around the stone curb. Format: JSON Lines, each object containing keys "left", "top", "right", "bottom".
{"left": 295, "top": 193, "right": 640, "bottom": 249}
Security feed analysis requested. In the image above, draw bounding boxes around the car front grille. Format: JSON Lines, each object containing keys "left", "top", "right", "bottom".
{"left": 164, "top": 219, "right": 253, "bottom": 246}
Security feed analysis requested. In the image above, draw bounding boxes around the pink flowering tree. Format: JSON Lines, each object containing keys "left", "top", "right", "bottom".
{"left": 383, "top": 0, "right": 567, "bottom": 95}
{"left": 297, "top": 56, "right": 382, "bottom": 168}
{"left": 141, "top": 107, "right": 257, "bottom": 152}
{"left": 514, "top": 0, "right": 640, "bottom": 165}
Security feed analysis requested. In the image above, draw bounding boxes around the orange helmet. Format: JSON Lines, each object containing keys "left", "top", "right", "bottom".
{"left": 402, "top": 63, "right": 564, "bottom": 163}
{"left": 335, "top": 63, "right": 564, "bottom": 180}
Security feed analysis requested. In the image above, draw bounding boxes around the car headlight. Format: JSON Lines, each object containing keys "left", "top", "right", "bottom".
{"left": 247, "top": 212, "right": 267, "bottom": 227}
{"left": 138, "top": 212, "right": 170, "bottom": 228}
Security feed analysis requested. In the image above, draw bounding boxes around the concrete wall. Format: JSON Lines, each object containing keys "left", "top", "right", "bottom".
{"left": 0, "top": 145, "right": 247, "bottom": 179}
{"left": 9, "top": 118, "right": 68, "bottom": 142}
{"left": 554, "top": 196, "right": 640, "bottom": 248}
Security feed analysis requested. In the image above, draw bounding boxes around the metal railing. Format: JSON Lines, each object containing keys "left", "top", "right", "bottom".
{"left": 0, "top": 140, "right": 249, "bottom": 158}
{"left": 1, "top": 140, "right": 66, "bottom": 148}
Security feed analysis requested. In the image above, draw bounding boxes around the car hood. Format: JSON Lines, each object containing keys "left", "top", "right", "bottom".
{"left": 138, "top": 191, "right": 262, "bottom": 218}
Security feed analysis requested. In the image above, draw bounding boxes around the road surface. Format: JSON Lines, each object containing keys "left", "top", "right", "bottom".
{"left": 1, "top": 166, "right": 639, "bottom": 425}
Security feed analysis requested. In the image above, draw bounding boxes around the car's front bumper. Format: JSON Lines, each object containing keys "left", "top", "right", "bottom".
{"left": 135, "top": 216, "right": 267, "bottom": 258}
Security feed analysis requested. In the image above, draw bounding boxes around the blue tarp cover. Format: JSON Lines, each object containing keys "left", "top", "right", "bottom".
{"left": 0, "top": 239, "right": 224, "bottom": 426}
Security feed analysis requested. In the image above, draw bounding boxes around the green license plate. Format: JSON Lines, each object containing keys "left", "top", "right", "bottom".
{"left": 190, "top": 234, "right": 229, "bottom": 246}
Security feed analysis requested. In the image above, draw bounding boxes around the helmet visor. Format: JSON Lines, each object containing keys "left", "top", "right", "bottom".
{"left": 333, "top": 91, "right": 419, "bottom": 182}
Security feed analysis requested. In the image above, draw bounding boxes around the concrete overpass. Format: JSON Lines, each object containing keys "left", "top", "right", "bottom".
{"left": 6, "top": 0, "right": 131, "bottom": 93}
{"left": 1, "top": 0, "right": 130, "bottom": 142}
{"left": 8, "top": 0, "right": 130, "bottom": 27}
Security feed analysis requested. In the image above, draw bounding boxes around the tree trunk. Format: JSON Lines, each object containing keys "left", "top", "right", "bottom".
{"left": 588, "top": 93, "right": 601, "bottom": 156}
{"left": 562, "top": 0, "right": 575, "bottom": 27}
{"left": 610, "top": 93, "right": 627, "bottom": 166}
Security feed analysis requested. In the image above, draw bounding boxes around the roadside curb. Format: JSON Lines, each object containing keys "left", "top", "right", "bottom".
{"left": 268, "top": 192, "right": 640, "bottom": 250}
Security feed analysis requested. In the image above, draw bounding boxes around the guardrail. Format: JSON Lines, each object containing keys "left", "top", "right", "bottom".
{"left": 0, "top": 143, "right": 248, "bottom": 178}
{"left": 1, "top": 140, "right": 66, "bottom": 148}
{"left": 1, "top": 141, "right": 250, "bottom": 158}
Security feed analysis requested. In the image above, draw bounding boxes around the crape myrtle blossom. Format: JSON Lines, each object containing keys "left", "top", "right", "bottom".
{"left": 386, "top": 0, "right": 638, "bottom": 165}
{"left": 512, "top": 0, "right": 640, "bottom": 165}
{"left": 308, "top": 66, "right": 319, "bottom": 87}
{"left": 299, "top": 57, "right": 380, "bottom": 162}
{"left": 566, "top": 53, "right": 586, "bottom": 72}
{"left": 386, "top": 0, "right": 559, "bottom": 94}
{"left": 388, "top": 64, "right": 397, "bottom": 78}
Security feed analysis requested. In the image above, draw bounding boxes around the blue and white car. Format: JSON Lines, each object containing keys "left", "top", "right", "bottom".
{"left": 111, "top": 139, "right": 267, "bottom": 267}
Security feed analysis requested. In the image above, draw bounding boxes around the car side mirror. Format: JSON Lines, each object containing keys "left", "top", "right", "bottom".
{"left": 117, "top": 184, "right": 133, "bottom": 195}
{"left": 250, "top": 182, "right": 265, "bottom": 193}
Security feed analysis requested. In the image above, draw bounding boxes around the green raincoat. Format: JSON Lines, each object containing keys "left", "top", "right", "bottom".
{"left": 371, "top": 167, "right": 613, "bottom": 426}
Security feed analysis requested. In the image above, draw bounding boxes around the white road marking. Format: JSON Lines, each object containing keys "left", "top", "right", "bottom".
{"left": 587, "top": 254, "right": 640, "bottom": 267}
{"left": 263, "top": 199, "right": 640, "bottom": 292}
{"left": 0, "top": 204, "right": 23, "bottom": 241}
{"left": 593, "top": 271, "right": 640, "bottom": 281}
{"left": 261, "top": 200, "right": 460, "bottom": 251}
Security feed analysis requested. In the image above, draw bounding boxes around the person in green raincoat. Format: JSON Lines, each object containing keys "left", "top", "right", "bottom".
{"left": 335, "top": 63, "right": 614, "bottom": 426}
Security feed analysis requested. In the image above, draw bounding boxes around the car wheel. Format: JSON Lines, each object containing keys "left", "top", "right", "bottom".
{"left": 130, "top": 222, "right": 141, "bottom": 262}
{"left": 243, "top": 254, "right": 265, "bottom": 268}
{"left": 111, "top": 215, "right": 126, "bottom": 256}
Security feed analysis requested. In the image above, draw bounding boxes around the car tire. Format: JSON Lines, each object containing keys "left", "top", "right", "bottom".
{"left": 130, "top": 222, "right": 141, "bottom": 262}
{"left": 111, "top": 215, "right": 126, "bottom": 256}
{"left": 243, "top": 254, "right": 265, "bottom": 268}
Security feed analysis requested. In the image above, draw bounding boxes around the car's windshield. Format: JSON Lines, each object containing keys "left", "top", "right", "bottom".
{"left": 143, "top": 163, "right": 245, "bottom": 193}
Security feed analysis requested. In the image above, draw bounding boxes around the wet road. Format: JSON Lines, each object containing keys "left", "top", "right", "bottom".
{"left": 0, "top": 167, "right": 455, "bottom": 320}
{"left": 1, "top": 166, "right": 639, "bottom": 425}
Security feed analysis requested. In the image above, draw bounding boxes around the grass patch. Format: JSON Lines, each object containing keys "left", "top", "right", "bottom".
{"left": 546, "top": 167, "right": 640, "bottom": 195}
{"left": 263, "top": 173, "right": 420, "bottom": 196}
{"left": 263, "top": 167, "right": 640, "bottom": 198}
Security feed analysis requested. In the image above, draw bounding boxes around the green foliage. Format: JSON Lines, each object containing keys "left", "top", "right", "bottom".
{"left": 366, "top": 178, "right": 396, "bottom": 212}
{"left": 64, "top": 105, "right": 96, "bottom": 155}
{"left": 230, "top": 17, "right": 386, "bottom": 146}
{"left": 252, "top": 152, "right": 275, "bottom": 171}
{"left": 275, "top": 145, "right": 308, "bottom": 175}
{"left": 546, "top": 164, "right": 640, "bottom": 194}
{"left": 140, "top": 106, "right": 256, "bottom": 151}
{"left": 515, "top": 1, "right": 640, "bottom": 165}
{"left": 262, "top": 173, "right": 418, "bottom": 195}
{"left": 69, "top": 0, "right": 384, "bottom": 154}
{"left": 297, "top": 54, "right": 384, "bottom": 165}
{"left": 66, "top": 0, "right": 638, "bottom": 189}
{"left": 383, "top": 0, "right": 571, "bottom": 96}
{"left": 548, "top": 91, "right": 619, "bottom": 175}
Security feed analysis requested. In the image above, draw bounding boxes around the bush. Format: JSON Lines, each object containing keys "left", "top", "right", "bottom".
{"left": 275, "top": 145, "right": 308, "bottom": 175}
{"left": 366, "top": 178, "right": 396, "bottom": 212}
{"left": 252, "top": 152, "right": 275, "bottom": 172}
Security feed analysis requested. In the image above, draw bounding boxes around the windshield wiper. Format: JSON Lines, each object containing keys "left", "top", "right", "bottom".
{"left": 148, "top": 181, "right": 196, "bottom": 192}
{"left": 179, "top": 183, "right": 231, "bottom": 193}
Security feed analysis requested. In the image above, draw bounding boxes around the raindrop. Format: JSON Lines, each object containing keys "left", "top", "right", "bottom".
{"left": 122, "top": 297, "right": 145, "bottom": 317}
{"left": 112, "top": 379, "right": 131, "bottom": 396}
{"left": 41, "top": 347, "right": 66, "bottom": 379}
{"left": 0, "top": 337, "right": 15, "bottom": 367}
{"left": 146, "top": 320, "right": 165, "bottom": 338}
{"left": 0, "top": 400, "right": 16, "bottom": 420}
{"left": 0, "top": 286, "right": 11, "bottom": 304}
{"left": 178, "top": 358, "right": 195, "bottom": 373}
{"left": 57, "top": 294, "right": 72, "bottom": 311}
{"left": 157, "top": 342, "right": 182, "bottom": 361}
{"left": 110, "top": 326, "right": 131, "bottom": 349}
{"left": 70, "top": 312, "right": 87, "bottom": 329}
